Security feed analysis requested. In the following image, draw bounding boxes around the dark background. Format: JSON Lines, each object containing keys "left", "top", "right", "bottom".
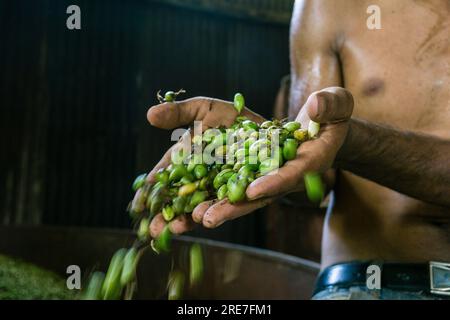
{"left": 0, "top": 0, "right": 296, "bottom": 248}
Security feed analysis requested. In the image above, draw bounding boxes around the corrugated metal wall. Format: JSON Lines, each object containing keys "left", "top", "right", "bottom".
{"left": 0, "top": 0, "right": 294, "bottom": 246}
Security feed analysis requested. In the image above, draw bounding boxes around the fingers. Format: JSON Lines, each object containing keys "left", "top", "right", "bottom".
{"left": 147, "top": 97, "right": 265, "bottom": 130}
{"left": 245, "top": 136, "right": 333, "bottom": 200}
{"left": 246, "top": 160, "right": 306, "bottom": 200}
{"left": 305, "top": 87, "right": 354, "bottom": 124}
{"left": 149, "top": 213, "right": 166, "bottom": 238}
{"left": 201, "top": 197, "right": 276, "bottom": 228}
{"left": 192, "top": 200, "right": 215, "bottom": 223}
{"left": 168, "top": 214, "right": 195, "bottom": 234}
{"left": 147, "top": 97, "right": 215, "bottom": 129}
{"left": 148, "top": 197, "right": 271, "bottom": 237}
{"left": 147, "top": 175, "right": 281, "bottom": 235}
{"left": 149, "top": 213, "right": 195, "bottom": 237}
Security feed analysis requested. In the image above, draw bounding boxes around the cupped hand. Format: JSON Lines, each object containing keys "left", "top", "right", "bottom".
{"left": 146, "top": 88, "right": 354, "bottom": 237}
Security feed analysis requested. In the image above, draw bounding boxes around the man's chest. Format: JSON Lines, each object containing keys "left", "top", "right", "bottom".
{"left": 340, "top": 2, "right": 450, "bottom": 135}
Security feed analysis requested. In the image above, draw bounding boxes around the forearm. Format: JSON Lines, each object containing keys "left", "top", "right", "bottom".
{"left": 335, "top": 118, "right": 450, "bottom": 207}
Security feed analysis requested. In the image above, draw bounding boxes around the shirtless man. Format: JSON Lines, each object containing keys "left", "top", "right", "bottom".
{"left": 146, "top": 0, "right": 450, "bottom": 299}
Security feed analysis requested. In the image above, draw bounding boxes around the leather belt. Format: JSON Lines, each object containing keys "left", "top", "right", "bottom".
{"left": 313, "top": 261, "right": 450, "bottom": 298}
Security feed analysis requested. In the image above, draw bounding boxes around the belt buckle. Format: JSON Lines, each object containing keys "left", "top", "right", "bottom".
{"left": 429, "top": 261, "right": 450, "bottom": 296}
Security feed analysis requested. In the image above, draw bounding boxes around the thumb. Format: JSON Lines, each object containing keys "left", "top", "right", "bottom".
{"left": 306, "top": 87, "right": 354, "bottom": 124}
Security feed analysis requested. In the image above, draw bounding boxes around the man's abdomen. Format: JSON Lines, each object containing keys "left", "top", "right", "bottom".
{"left": 320, "top": 171, "right": 450, "bottom": 270}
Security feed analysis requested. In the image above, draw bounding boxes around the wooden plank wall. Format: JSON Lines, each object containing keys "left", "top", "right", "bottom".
{"left": 0, "top": 0, "right": 294, "bottom": 247}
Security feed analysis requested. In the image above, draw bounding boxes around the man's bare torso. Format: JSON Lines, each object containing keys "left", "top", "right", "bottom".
{"left": 291, "top": 0, "right": 450, "bottom": 268}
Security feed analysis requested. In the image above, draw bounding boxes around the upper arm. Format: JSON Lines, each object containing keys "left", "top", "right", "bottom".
{"left": 289, "top": 0, "right": 345, "bottom": 118}
{"left": 273, "top": 75, "right": 291, "bottom": 120}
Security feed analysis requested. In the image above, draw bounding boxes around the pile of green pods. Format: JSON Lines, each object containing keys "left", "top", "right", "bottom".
{"left": 82, "top": 92, "right": 324, "bottom": 300}
{"left": 129, "top": 113, "right": 314, "bottom": 239}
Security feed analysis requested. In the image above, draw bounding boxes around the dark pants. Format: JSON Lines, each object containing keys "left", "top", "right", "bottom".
{"left": 312, "top": 261, "right": 450, "bottom": 300}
